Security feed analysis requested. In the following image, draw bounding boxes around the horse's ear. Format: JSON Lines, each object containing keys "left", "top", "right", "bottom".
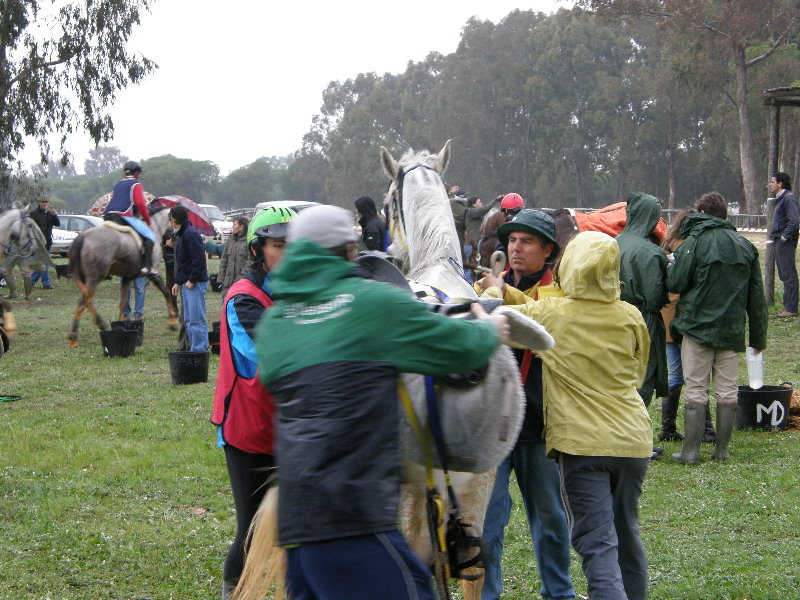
{"left": 434, "top": 140, "right": 451, "bottom": 175}
{"left": 380, "top": 146, "right": 399, "bottom": 181}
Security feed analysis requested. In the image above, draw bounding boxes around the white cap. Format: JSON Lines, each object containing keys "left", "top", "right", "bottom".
{"left": 288, "top": 205, "right": 359, "bottom": 249}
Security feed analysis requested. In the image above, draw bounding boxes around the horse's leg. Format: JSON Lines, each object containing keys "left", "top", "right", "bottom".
{"left": 148, "top": 274, "right": 179, "bottom": 330}
{"left": 118, "top": 278, "right": 131, "bottom": 321}
{"left": 457, "top": 469, "right": 496, "bottom": 600}
{"left": 400, "top": 480, "right": 432, "bottom": 564}
{"left": 80, "top": 278, "right": 109, "bottom": 332}
{"left": 68, "top": 294, "right": 87, "bottom": 348}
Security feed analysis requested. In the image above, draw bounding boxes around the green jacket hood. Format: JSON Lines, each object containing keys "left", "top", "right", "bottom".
{"left": 271, "top": 238, "right": 357, "bottom": 300}
{"left": 559, "top": 231, "right": 620, "bottom": 302}
{"left": 623, "top": 192, "right": 661, "bottom": 238}
{"left": 678, "top": 212, "right": 734, "bottom": 239}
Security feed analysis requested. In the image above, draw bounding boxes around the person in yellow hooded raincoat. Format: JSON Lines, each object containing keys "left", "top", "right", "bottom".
{"left": 479, "top": 230, "right": 652, "bottom": 600}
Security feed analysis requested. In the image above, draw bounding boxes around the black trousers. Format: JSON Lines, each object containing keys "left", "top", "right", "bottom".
{"left": 775, "top": 237, "right": 798, "bottom": 313}
{"left": 223, "top": 444, "right": 275, "bottom": 582}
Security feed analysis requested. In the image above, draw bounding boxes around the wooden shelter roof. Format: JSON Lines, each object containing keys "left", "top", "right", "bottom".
{"left": 763, "top": 86, "right": 800, "bottom": 107}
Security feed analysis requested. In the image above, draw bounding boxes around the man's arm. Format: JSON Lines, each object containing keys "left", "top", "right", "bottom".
{"left": 131, "top": 183, "right": 152, "bottom": 226}
{"left": 780, "top": 194, "right": 799, "bottom": 241}
{"left": 666, "top": 237, "right": 697, "bottom": 295}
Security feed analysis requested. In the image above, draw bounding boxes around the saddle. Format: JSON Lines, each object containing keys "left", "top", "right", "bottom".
{"left": 100, "top": 221, "right": 142, "bottom": 251}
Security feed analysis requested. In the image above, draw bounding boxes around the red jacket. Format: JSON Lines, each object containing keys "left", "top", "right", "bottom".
{"left": 211, "top": 277, "right": 275, "bottom": 454}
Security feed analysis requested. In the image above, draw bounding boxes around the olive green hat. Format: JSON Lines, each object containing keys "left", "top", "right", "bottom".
{"left": 497, "top": 209, "right": 559, "bottom": 256}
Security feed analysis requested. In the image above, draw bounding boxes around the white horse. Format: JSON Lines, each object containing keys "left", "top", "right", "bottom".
{"left": 232, "top": 143, "right": 551, "bottom": 600}
{"left": 382, "top": 141, "right": 531, "bottom": 599}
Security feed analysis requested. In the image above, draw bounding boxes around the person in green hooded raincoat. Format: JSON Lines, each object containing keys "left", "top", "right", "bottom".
{"left": 616, "top": 191, "right": 668, "bottom": 408}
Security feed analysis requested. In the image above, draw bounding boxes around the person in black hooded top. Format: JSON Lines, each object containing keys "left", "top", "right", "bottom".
{"left": 354, "top": 196, "right": 386, "bottom": 251}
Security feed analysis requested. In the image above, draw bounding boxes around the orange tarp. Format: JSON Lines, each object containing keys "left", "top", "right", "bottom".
{"left": 572, "top": 202, "right": 667, "bottom": 241}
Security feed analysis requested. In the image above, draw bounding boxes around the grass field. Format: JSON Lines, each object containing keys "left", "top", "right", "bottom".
{"left": 1, "top": 253, "right": 798, "bottom": 600}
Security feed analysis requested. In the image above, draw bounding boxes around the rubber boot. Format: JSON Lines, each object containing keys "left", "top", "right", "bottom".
{"left": 140, "top": 238, "right": 158, "bottom": 276}
{"left": 5, "top": 273, "right": 17, "bottom": 298}
{"left": 23, "top": 275, "right": 33, "bottom": 300}
{"left": 659, "top": 384, "right": 684, "bottom": 441}
{"left": 711, "top": 403, "right": 737, "bottom": 460}
{"left": 672, "top": 402, "right": 706, "bottom": 464}
{"left": 222, "top": 578, "right": 238, "bottom": 600}
{"left": 703, "top": 403, "right": 716, "bottom": 443}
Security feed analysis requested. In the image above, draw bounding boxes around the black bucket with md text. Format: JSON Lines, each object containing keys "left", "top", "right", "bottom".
{"left": 736, "top": 383, "right": 792, "bottom": 431}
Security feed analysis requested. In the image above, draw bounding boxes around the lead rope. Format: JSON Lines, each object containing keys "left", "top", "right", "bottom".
{"left": 398, "top": 382, "right": 452, "bottom": 600}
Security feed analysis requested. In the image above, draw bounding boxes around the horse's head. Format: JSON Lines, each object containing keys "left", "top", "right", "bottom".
{"left": 0, "top": 209, "right": 31, "bottom": 262}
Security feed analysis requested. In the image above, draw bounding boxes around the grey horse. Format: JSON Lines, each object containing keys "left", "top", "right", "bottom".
{"left": 67, "top": 207, "right": 178, "bottom": 347}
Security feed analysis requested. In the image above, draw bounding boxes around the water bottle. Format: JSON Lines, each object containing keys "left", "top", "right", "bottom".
{"left": 746, "top": 347, "right": 763, "bottom": 390}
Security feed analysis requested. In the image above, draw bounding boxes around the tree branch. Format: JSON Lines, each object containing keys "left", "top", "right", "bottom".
{"left": 7, "top": 46, "right": 84, "bottom": 88}
{"left": 745, "top": 18, "right": 798, "bottom": 69}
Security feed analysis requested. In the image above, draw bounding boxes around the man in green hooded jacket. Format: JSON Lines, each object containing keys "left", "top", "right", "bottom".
{"left": 616, "top": 192, "right": 668, "bottom": 409}
{"left": 668, "top": 192, "right": 767, "bottom": 464}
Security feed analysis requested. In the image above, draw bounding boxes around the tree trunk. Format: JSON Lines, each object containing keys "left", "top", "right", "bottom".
{"left": 732, "top": 41, "right": 760, "bottom": 215}
{"left": 666, "top": 100, "right": 676, "bottom": 210}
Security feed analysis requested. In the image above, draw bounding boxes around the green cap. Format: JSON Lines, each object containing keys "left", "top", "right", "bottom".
{"left": 497, "top": 209, "right": 559, "bottom": 256}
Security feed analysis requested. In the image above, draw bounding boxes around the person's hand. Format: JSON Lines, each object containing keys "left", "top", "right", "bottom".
{"left": 476, "top": 273, "right": 505, "bottom": 294}
{"left": 186, "top": 281, "right": 194, "bottom": 290}
{"left": 171, "top": 283, "right": 179, "bottom": 295}
{"left": 471, "top": 302, "right": 509, "bottom": 345}
{"left": 753, "top": 348, "right": 765, "bottom": 355}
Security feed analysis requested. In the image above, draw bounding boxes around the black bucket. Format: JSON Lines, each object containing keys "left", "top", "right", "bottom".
{"left": 100, "top": 329, "right": 137, "bottom": 358}
{"left": 737, "top": 384, "right": 792, "bottom": 431}
{"left": 111, "top": 320, "right": 144, "bottom": 347}
{"left": 168, "top": 351, "right": 209, "bottom": 385}
{"left": 208, "top": 329, "right": 220, "bottom": 355}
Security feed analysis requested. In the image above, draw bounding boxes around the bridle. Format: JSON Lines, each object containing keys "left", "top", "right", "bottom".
{"left": 0, "top": 210, "right": 34, "bottom": 258}
{"left": 388, "top": 163, "right": 468, "bottom": 283}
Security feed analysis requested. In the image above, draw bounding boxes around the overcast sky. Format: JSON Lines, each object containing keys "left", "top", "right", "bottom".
{"left": 25, "top": 1, "right": 566, "bottom": 175}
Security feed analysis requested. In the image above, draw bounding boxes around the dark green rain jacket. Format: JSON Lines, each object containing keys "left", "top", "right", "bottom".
{"left": 667, "top": 213, "right": 767, "bottom": 352}
{"left": 616, "top": 192, "right": 668, "bottom": 398}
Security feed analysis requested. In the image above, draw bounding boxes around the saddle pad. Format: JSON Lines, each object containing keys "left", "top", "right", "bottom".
{"left": 100, "top": 221, "right": 142, "bottom": 251}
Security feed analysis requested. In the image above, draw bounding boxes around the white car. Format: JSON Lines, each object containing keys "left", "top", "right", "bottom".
{"left": 50, "top": 227, "right": 79, "bottom": 256}
{"left": 253, "top": 200, "right": 321, "bottom": 215}
{"left": 199, "top": 204, "right": 233, "bottom": 241}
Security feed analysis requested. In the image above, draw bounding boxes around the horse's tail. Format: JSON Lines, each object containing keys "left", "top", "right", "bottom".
{"left": 230, "top": 486, "right": 286, "bottom": 600}
{"left": 67, "top": 234, "right": 85, "bottom": 282}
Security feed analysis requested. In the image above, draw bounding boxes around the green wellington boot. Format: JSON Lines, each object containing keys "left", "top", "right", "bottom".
{"left": 711, "top": 403, "right": 737, "bottom": 460}
{"left": 672, "top": 402, "right": 706, "bottom": 464}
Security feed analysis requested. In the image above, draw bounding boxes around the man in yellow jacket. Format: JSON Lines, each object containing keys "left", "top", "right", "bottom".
{"left": 479, "top": 231, "right": 652, "bottom": 600}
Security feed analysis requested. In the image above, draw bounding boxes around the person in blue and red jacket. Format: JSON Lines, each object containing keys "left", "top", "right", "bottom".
{"left": 211, "top": 205, "right": 296, "bottom": 600}
{"left": 103, "top": 161, "right": 158, "bottom": 276}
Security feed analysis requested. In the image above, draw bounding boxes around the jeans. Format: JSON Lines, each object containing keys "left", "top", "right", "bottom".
{"left": 122, "top": 277, "right": 147, "bottom": 319}
{"left": 286, "top": 531, "right": 435, "bottom": 600}
{"left": 482, "top": 442, "right": 574, "bottom": 600}
{"left": 666, "top": 341, "right": 684, "bottom": 387}
{"left": 30, "top": 266, "right": 52, "bottom": 288}
{"left": 182, "top": 281, "right": 208, "bottom": 352}
{"left": 559, "top": 454, "right": 650, "bottom": 600}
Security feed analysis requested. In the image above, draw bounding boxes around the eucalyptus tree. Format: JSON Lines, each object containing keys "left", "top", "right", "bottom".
{"left": 0, "top": 0, "right": 155, "bottom": 206}
{"left": 575, "top": 0, "right": 800, "bottom": 212}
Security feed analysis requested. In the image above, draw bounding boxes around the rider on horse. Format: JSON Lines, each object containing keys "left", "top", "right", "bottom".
{"left": 103, "top": 161, "right": 158, "bottom": 276}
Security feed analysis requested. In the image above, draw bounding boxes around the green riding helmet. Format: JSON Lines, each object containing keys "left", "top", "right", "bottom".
{"left": 247, "top": 206, "right": 297, "bottom": 252}
{"left": 497, "top": 208, "right": 560, "bottom": 257}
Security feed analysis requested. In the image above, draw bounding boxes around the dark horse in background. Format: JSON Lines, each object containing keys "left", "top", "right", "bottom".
{"left": 67, "top": 206, "right": 178, "bottom": 347}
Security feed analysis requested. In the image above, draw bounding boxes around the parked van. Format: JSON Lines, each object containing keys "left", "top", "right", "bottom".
{"left": 199, "top": 204, "right": 233, "bottom": 241}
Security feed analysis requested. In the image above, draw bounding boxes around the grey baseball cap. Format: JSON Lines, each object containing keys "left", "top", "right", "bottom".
{"left": 288, "top": 205, "right": 359, "bottom": 249}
